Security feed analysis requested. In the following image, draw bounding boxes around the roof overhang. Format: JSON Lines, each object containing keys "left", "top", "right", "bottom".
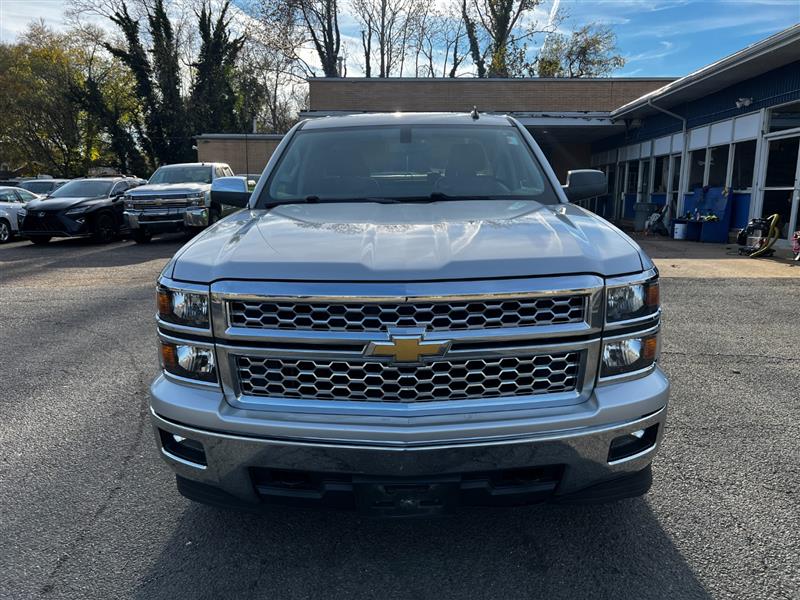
{"left": 612, "top": 24, "right": 800, "bottom": 120}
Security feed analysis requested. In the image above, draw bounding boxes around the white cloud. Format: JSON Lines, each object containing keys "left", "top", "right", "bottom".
{"left": 626, "top": 40, "right": 680, "bottom": 63}
{"left": 0, "top": 0, "right": 110, "bottom": 42}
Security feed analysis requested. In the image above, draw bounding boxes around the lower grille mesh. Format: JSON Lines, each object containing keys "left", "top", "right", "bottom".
{"left": 235, "top": 351, "right": 581, "bottom": 403}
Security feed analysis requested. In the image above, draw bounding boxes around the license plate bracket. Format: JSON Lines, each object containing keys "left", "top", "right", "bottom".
{"left": 353, "top": 477, "right": 459, "bottom": 517}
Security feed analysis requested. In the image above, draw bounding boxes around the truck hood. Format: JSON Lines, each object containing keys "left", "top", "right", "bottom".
{"left": 26, "top": 196, "right": 107, "bottom": 211}
{"left": 170, "top": 200, "right": 646, "bottom": 283}
{"left": 126, "top": 182, "right": 209, "bottom": 196}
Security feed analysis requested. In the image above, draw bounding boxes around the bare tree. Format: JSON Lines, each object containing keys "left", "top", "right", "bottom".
{"left": 351, "top": 0, "right": 420, "bottom": 77}
{"left": 411, "top": 1, "right": 467, "bottom": 77}
{"left": 264, "top": 0, "right": 341, "bottom": 77}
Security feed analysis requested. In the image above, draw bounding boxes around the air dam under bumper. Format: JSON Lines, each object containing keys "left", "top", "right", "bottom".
{"left": 150, "top": 368, "right": 669, "bottom": 513}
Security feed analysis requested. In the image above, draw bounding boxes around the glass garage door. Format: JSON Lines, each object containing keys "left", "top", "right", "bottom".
{"left": 761, "top": 136, "right": 800, "bottom": 240}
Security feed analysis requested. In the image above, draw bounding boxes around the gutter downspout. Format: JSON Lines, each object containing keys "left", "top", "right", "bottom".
{"left": 647, "top": 98, "right": 687, "bottom": 223}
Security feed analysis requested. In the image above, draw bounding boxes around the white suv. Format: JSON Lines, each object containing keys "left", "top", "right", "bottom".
{"left": 0, "top": 186, "right": 40, "bottom": 243}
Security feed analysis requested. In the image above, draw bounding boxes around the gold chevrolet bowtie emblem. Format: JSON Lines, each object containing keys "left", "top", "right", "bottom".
{"left": 365, "top": 332, "right": 450, "bottom": 363}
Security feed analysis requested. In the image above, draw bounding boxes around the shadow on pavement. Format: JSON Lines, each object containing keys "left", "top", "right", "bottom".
{"left": 134, "top": 498, "right": 710, "bottom": 600}
{"left": 0, "top": 235, "right": 185, "bottom": 282}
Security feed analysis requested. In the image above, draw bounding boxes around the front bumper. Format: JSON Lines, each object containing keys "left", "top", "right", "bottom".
{"left": 20, "top": 212, "right": 92, "bottom": 238}
{"left": 125, "top": 207, "right": 208, "bottom": 232}
{"left": 150, "top": 368, "right": 669, "bottom": 512}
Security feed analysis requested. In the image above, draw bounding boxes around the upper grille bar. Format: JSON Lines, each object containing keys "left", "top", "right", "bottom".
{"left": 228, "top": 295, "right": 585, "bottom": 333}
{"left": 211, "top": 276, "right": 605, "bottom": 344}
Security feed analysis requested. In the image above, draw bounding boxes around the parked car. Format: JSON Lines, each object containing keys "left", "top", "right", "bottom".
{"left": 19, "top": 176, "right": 145, "bottom": 244}
{"left": 0, "top": 186, "right": 41, "bottom": 243}
{"left": 123, "top": 162, "right": 238, "bottom": 243}
{"left": 17, "top": 179, "right": 71, "bottom": 195}
{"left": 149, "top": 113, "right": 669, "bottom": 516}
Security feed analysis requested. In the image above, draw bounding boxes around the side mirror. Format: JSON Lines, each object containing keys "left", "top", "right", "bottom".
{"left": 211, "top": 176, "right": 251, "bottom": 209}
{"left": 562, "top": 169, "right": 607, "bottom": 202}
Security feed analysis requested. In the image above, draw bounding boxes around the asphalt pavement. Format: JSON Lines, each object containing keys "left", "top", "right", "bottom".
{"left": 1, "top": 235, "right": 798, "bottom": 600}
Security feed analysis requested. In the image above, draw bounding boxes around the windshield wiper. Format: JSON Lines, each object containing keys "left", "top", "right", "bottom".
{"left": 265, "top": 193, "right": 504, "bottom": 208}
{"left": 266, "top": 195, "right": 402, "bottom": 207}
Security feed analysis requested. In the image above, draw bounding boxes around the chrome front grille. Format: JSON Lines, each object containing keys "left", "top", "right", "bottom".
{"left": 235, "top": 351, "right": 581, "bottom": 403}
{"left": 227, "top": 295, "right": 586, "bottom": 332}
{"left": 130, "top": 194, "right": 193, "bottom": 210}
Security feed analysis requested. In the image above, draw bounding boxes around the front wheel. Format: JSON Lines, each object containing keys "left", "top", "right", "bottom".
{"left": 92, "top": 212, "right": 117, "bottom": 243}
{"left": 30, "top": 236, "right": 51, "bottom": 245}
{"left": 132, "top": 228, "right": 151, "bottom": 244}
{"left": 0, "top": 219, "right": 12, "bottom": 243}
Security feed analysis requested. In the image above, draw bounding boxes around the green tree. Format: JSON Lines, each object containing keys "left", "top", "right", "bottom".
{"left": 536, "top": 25, "right": 625, "bottom": 77}
{"left": 103, "top": 0, "right": 193, "bottom": 165}
{"left": 462, "top": 0, "right": 548, "bottom": 78}
{"left": 0, "top": 25, "right": 84, "bottom": 176}
{"left": 189, "top": 1, "right": 245, "bottom": 135}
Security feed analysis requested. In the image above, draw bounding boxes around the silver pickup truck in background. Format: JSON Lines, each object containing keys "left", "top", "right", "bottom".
{"left": 124, "top": 162, "right": 236, "bottom": 243}
{"left": 150, "top": 113, "right": 669, "bottom": 517}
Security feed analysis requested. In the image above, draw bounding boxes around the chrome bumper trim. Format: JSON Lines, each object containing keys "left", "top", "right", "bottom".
{"left": 151, "top": 403, "right": 667, "bottom": 501}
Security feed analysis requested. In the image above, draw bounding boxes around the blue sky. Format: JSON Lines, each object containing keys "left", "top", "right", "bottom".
{"left": 0, "top": 0, "right": 798, "bottom": 77}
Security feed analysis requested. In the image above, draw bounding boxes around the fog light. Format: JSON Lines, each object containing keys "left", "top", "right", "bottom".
{"left": 608, "top": 424, "right": 659, "bottom": 462}
{"left": 159, "top": 429, "right": 207, "bottom": 466}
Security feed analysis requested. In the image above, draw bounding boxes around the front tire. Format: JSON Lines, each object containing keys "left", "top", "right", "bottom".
{"left": 92, "top": 212, "right": 117, "bottom": 244}
{"left": 30, "top": 236, "right": 51, "bottom": 245}
{"left": 0, "top": 219, "right": 12, "bottom": 243}
{"left": 132, "top": 228, "right": 151, "bottom": 244}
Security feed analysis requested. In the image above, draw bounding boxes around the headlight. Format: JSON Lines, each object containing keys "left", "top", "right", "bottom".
{"left": 606, "top": 278, "right": 659, "bottom": 323}
{"left": 124, "top": 196, "right": 134, "bottom": 209}
{"left": 157, "top": 285, "right": 209, "bottom": 328}
{"left": 18, "top": 209, "right": 26, "bottom": 218}
{"left": 160, "top": 340, "right": 216, "bottom": 383}
{"left": 65, "top": 206, "right": 90, "bottom": 216}
{"left": 187, "top": 192, "right": 206, "bottom": 206}
{"left": 601, "top": 332, "right": 659, "bottom": 378}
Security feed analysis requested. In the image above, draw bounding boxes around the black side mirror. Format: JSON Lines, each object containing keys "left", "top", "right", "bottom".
{"left": 211, "top": 176, "right": 251, "bottom": 209}
{"left": 562, "top": 169, "right": 607, "bottom": 202}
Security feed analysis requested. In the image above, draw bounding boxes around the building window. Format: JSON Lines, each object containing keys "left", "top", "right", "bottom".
{"left": 707, "top": 145, "right": 729, "bottom": 187}
{"left": 731, "top": 140, "right": 757, "bottom": 190}
{"left": 769, "top": 101, "right": 800, "bottom": 133}
{"left": 688, "top": 149, "right": 705, "bottom": 191}
{"left": 765, "top": 137, "right": 799, "bottom": 187}
{"left": 626, "top": 161, "right": 639, "bottom": 194}
{"left": 670, "top": 155, "right": 682, "bottom": 193}
{"left": 653, "top": 156, "right": 668, "bottom": 193}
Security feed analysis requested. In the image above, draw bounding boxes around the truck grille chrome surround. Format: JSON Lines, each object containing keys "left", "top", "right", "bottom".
{"left": 228, "top": 296, "right": 585, "bottom": 332}
{"left": 235, "top": 351, "right": 581, "bottom": 403}
{"left": 209, "top": 276, "right": 605, "bottom": 415}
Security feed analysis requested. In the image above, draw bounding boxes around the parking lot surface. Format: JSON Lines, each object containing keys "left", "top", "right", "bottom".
{"left": 1, "top": 236, "right": 798, "bottom": 600}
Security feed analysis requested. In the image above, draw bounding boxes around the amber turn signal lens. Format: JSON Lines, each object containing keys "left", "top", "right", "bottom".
{"left": 643, "top": 334, "right": 659, "bottom": 362}
{"left": 157, "top": 288, "right": 172, "bottom": 318}
{"left": 160, "top": 341, "right": 177, "bottom": 370}
{"left": 645, "top": 282, "right": 660, "bottom": 308}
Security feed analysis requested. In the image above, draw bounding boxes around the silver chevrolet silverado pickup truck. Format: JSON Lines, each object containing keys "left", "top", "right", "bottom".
{"left": 151, "top": 113, "right": 668, "bottom": 517}
{"left": 124, "top": 162, "right": 236, "bottom": 243}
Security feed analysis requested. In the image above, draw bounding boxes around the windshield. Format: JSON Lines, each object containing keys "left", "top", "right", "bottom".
{"left": 49, "top": 180, "right": 113, "bottom": 198}
{"left": 263, "top": 124, "right": 558, "bottom": 205}
{"left": 20, "top": 181, "right": 55, "bottom": 194}
{"left": 149, "top": 165, "right": 213, "bottom": 185}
